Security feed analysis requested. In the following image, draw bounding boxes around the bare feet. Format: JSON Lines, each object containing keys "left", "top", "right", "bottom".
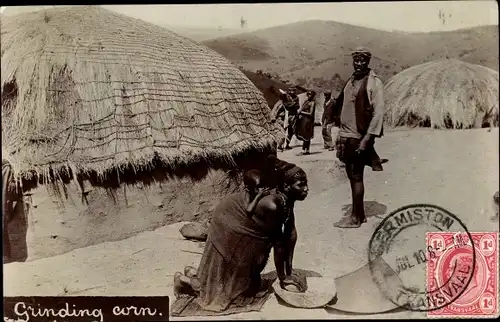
{"left": 255, "top": 281, "right": 270, "bottom": 298}
{"left": 184, "top": 266, "right": 198, "bottom": 278}
{"left": 342, "top": 211, "right": 367, "bottom": 223}
{"left": 174, "top": 272, "right": 187, "bottom": 298}
{"left": 174, "top": 272, "right": 199, "bottom": 298}
{"left": 333, "top": 216, "right": 363, "bottom": 228}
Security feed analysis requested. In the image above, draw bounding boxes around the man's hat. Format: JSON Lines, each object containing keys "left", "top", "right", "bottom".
{"left": 324, "top": 90, "right": 332, "bottom": 95}
{"left": 351, "top": 46, "right": 372, "bottom": 58}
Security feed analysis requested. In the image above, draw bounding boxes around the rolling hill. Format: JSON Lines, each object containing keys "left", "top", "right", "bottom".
{"left": 161, "top": 25, "right": 248, "bottom": 42}
{"left": 202, "top": 20, "right": 499, "bottom": 92}
{"left": 239, "top": 69, "right": 307, "bottom": 108}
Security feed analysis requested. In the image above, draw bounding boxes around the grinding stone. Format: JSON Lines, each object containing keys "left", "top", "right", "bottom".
{"left": 273, "top": 277, "right": 337, "bottom": 309}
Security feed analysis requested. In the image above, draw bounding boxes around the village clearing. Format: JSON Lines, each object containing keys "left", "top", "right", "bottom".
{"left": 4, "top": 126, "right": 499, "bottom": 320}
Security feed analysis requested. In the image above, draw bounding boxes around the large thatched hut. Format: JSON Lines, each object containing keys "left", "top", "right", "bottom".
{"left": 1, "top": 6, "right": 284, "bottom": 262}
{"left": 1, "top": 6, "right": 284, "bottom": 192}
{"left": 384, "top": 59, "right": 499, "bottom": 129}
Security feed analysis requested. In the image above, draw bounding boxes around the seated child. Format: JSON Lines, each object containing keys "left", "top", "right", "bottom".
{"left": 179, "top": 168, "right": 272, "bottom": 241}
{"left": 243, "top": 169, "right": 270, "bottom": 215}
{"left": 242, "top": 154, "right": 288, "bottom": 215}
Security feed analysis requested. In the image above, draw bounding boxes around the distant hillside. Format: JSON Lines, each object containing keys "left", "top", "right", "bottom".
{"left": 239, "top": 69, "right": 307, "bottom": 108}
{"left": 162, "top": 25, "right": 247, "bottom": 42}
{"left": 203, "top": 20, "right": 499, "bottom": 91}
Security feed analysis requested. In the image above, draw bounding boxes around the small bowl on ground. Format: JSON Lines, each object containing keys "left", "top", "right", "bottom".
{"left": 273, "top": 277, "right": 337, "bottom": 309}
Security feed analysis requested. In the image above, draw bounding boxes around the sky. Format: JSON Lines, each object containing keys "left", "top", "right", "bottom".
{"left": 2, "top": 1, "right": 498, "bottom": 33}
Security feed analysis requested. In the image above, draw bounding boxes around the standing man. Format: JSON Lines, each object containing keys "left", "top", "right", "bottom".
{"left": 493, "top": 191, "right": 499, "bottom": 220}
{"left": 333, "top": 47, "right": 385, "bottom": 228}
{"left": 270, "top": 90, "right": 288, "bottom": 151}
{"left": 282, "top": 85, "right": 300, "bottom": 150}
{"left": 321, "top": 90, "right": 337, "bottom": 151}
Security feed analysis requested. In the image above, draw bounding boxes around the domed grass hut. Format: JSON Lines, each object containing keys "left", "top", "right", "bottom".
{"left": 384, "top": 59, "right": 499, "bottom": 129}
{"left": 1, "top": 6, "right": 284, "bottom": 261}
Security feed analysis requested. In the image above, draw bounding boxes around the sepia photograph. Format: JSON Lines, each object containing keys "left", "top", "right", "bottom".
{"left": 2, "top": 1, "right": 499, "bottom": 320}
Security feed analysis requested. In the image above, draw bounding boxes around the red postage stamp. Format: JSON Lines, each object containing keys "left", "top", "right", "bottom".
{"left": 426, "top": 232, "right": 499, "bottom": 317}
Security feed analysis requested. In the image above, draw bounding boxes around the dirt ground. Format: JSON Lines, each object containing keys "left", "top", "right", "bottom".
{"left": 4, "top": 127, "right": 499, "bottom": 320}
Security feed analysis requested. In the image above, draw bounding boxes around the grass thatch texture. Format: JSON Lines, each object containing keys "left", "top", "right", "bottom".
{"left": 384, "top": 59, "right": 499, "bottom": 129}
{"left": 1, "top": 6, "right": 284, "bottom": 191}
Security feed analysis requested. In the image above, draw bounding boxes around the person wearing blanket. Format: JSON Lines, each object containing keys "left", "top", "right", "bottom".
{"left": 174, "top": 161, "right": 309, "bottom": 312}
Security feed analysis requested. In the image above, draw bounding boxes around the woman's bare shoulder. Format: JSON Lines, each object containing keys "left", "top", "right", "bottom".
{"left": 256, "top": 193, "right": 283, "bottom": 213}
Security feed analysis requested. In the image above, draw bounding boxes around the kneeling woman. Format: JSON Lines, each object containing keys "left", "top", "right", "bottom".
{"left": 174, "top": 161, "right": 309, "bottom": 312}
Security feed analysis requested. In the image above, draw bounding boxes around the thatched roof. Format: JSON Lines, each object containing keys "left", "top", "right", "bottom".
{"left": 1, "top": 6, "right": 284, "bottom": 191}
{"left": 384, "top": 59, "right": 499, "bottom": 129}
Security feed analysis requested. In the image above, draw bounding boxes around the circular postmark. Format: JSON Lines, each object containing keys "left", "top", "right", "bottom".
{"left": 368, "top": 204, "right": 476, "bottom": 312}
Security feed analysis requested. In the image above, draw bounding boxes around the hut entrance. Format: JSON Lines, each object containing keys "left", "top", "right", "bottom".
{"left": 2, "top": 160, "right": 29, "bottom": 263}
{"left": 2, "top": 77, "right": 18, "bottom": 114}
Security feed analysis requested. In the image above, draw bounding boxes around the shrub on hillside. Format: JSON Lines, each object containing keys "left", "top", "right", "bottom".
{"left": 296, "top": 77, "right": 307, "bottom": 86}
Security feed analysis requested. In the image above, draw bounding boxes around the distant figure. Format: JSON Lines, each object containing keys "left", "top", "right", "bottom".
{"left": 270, "top": 90, "right": 288, "bottom": 151}
{"left": 271, "top": 91, "right": 287, "bottom": 128}
{"left": 295, "top": 90, "right": 317, "bottom": 155}
{"left": 282, "top": 85, "right": 301, "bottom": 150}
{"left": 321, "top": 90, "right": 337, "bottom": 151}
{"left": 173, "top": 161, "right": 309, "bottom": 312}
{"left": 332, "top": 47, "right": 386, "bottom": 228}
{"left": 493, "top": 191, "right": 499, "bottom": 220}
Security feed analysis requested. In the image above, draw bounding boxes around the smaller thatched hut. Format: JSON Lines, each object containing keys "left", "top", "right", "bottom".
{"left": 384, "top": 59, "right": 499, "bottom": 129}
